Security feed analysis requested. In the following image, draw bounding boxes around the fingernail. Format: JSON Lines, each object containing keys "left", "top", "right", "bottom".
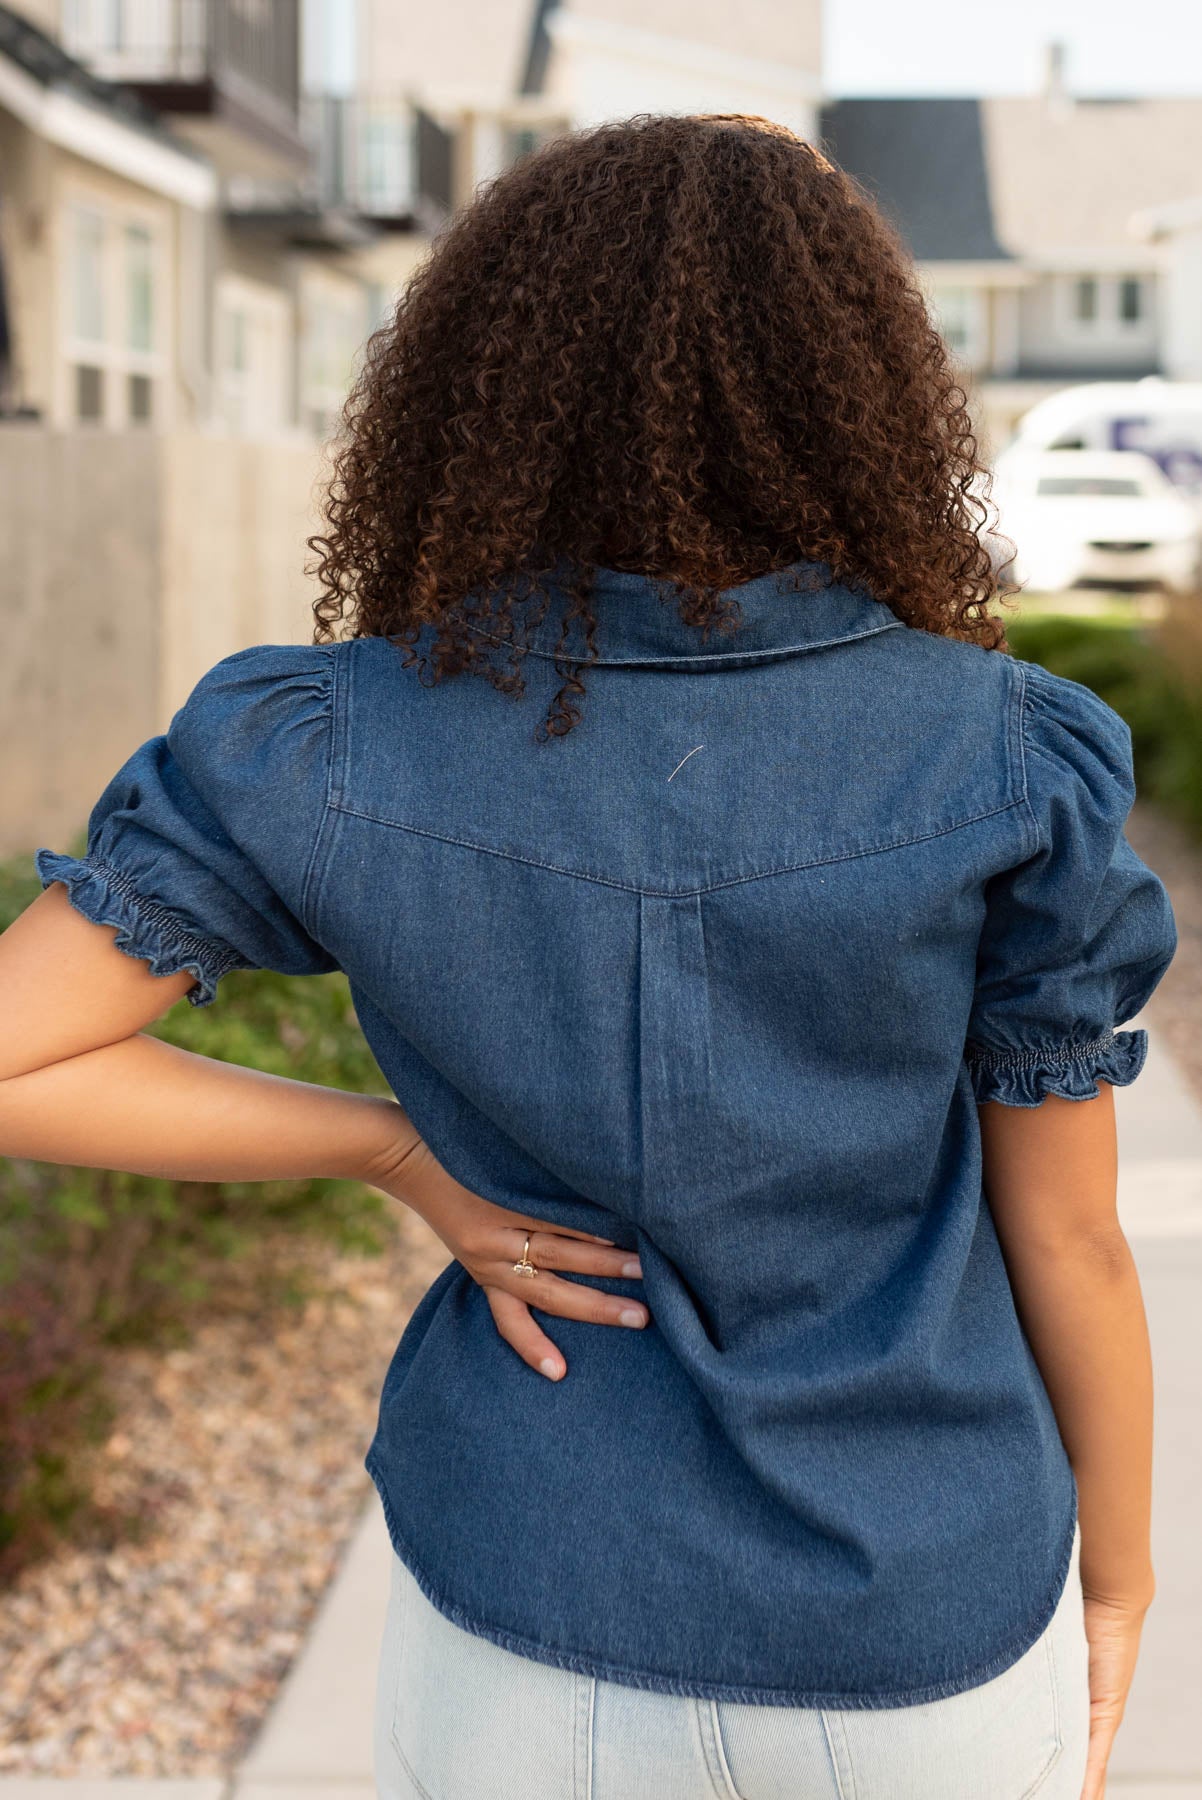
{"left": 621, "top": 1258, "right": 643, "bottom": 1278}
{"left": 619, "top": 1307, "right": 647, "bottom": 1327}
{"left": 540, "top": 1357, "right": 564, "bottom": 1379}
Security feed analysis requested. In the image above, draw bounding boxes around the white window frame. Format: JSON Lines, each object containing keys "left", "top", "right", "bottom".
{"left": 925, "top": 283, "right": 987, "bottom": 368}
{"left": 215, "top": 273, "right": 292, "bottom": 437}
{"left": 1052, "top": 272, "right": 1152, "bottom": 342}
{"left": 59, "top": 183, "right": 169, "bottom": 429}
{"left": 299, "top": 273, "right": 368, "bottom": 441}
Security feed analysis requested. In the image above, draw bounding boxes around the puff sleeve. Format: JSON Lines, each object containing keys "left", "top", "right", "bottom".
{"left": 35, "top": 643, "right": 340, "bottom": 1007}
{"left": 964, "top": 659, "right": 1177, "bottom": 1107}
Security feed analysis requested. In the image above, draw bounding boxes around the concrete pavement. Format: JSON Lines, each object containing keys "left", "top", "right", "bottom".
{"left": 4, "top": 1010, "right": 1200, "bottom": 1798}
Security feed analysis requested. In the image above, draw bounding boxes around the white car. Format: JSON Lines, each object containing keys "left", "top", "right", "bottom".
{"left": 988, "top": 448, "right": 1202, "bottom": 595}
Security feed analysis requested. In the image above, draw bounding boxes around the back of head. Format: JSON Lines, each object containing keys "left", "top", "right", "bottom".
{"left": 310, "top": 112, "right": 1007, "bottom": 736}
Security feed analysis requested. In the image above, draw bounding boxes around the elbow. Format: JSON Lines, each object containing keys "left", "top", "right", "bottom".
{"left": 1075, "top": 1223, "right": 1136, "bottom": 1281}
{"left": 1036, "top": 1221, "right": 1135, "bottom": 1281}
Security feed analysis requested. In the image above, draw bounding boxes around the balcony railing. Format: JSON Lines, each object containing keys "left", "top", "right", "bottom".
{"left": 304, "top": 95, "right": 426, "bottom": 223}
{"left": 62, "top": 0, "right": 299, "bottom": 118}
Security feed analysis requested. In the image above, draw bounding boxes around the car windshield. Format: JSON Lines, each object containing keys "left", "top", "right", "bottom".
{"left": 1035, "top": 475, "right": 1146, "bottom": 497}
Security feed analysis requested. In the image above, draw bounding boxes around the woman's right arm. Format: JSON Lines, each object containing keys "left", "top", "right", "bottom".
{"left": 979, "top": 1080, "right": 1154, "bottom": 1800}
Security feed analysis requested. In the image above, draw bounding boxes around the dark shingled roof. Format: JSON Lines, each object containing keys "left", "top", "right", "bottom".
{"left": 818, "top": 98, "right": 1012, "bottom": 263}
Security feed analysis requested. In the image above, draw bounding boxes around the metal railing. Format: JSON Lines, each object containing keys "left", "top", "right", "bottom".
{"left": 304, "top": 95, "right": 421, "bottom": 220}
{"left": 62, "top": 0, "right": 299, "bottom": 116}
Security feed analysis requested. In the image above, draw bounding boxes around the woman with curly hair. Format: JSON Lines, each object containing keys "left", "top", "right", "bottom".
{"left": 1, "top": 114, "right": 1176, "bottom": 1798}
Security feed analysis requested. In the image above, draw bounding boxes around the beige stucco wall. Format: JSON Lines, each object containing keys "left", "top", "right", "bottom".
{"left": 0, "top": 427, "right": 161, "bottom": 855}
{"left": 157, "top": 429, "right": 326, "bottom": 719}
{"left": 0, "top": 425, "right": 327, "bottom": 858}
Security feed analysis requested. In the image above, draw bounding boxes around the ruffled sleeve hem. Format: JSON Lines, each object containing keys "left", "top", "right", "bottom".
{"left": 35, "top": 848, "right": 249, "bottom": 1007}
{"left": 965, "top": 1027, "right": 1149, "bottom": 1108}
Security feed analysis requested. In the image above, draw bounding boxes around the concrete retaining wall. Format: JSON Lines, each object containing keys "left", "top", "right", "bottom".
{"left": 0, "top": 426, "right": 325, "bottom": 857}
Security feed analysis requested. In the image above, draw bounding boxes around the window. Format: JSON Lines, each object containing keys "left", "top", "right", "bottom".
{"left": 501, "top": 122, "right": 563, "bottom": 168}
{"left": 1118, "top": 277, "right": 1143, "bottom": 323}
{"left": 360, "top": 109, "right": 414, "bottom": 216}
{"left": 75, "top": 365, "right": 104, "bottom": 421}
{"left": 926, "top": 285, "right": 984, "bottom": 366}
{"left": 301, "top": 280, "right": 368, "bottom": 440}
{"left": 63, "top": 0, "right": 122, "bottom": 53}
{"left": 366, "top": 280, "right": 394, "bottom": 334}
{"left": 128, "top": 372, "right": 153, "bottom": 423}
{"left": 62, "top": 192, "right": 164, "bottom": 427}
{"left": 215, "top": 274, "right": 290, "bottom": 436}
{"left": 70, "top": 205, "right": 106, "bottom": 343}
{"left": 505, "top": 127, "right": 542, "bottom": 163}
{"left": 125, "top": 224, "right": 153, "bottom": 352}
{"left": 1056, "top": 273, "right": 1150, "bottom": 339}
{"left": 64, "top": 0, "right": 205, "bottom": 77}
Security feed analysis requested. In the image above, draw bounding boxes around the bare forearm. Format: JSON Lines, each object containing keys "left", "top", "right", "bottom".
{"left": 1006, "top": 1236, "right": 1155, "bottom": 1607}
{"left": 979, "top": 1087, "right": 1155, "bottom": 1608}
{"left": 0, "top": 1030, "right": 417, "bottom": 1184}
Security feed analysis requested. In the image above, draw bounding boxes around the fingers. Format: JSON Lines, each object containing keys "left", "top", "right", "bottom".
{"left": 491, "top": 1207, "right": 618, "bottom": 1247}
{"left": 487, "top": 1287, "right": 567, "bottom": 1381}
{"left": 518, "top": 1232, "right": 642, "bottom": 1281}
{"left": 511, "top": 1268, "right": 649, "bottom": 1330}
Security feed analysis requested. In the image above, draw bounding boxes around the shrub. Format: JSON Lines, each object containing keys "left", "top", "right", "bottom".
{"left": 1005, "top": 604, "right": 1202, "bottom": 841}
{"left": 0, "top": 841, "right": 393, "bottom": 1579}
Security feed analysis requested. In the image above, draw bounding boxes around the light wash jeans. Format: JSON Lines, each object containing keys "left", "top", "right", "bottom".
{"left": 374, "top": 1521, "right": 1088, "bottom": 1799}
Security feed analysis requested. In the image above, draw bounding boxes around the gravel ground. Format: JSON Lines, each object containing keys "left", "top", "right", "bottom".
{"left": 1, "top": 799, "right": 1198, "bottom": 1778}
{"left": 0, "top": 1204, "right": 449, "bottom": 1776}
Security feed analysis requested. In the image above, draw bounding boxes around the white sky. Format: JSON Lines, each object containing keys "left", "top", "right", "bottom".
{"left": 303, "top": 0, "right": 1202, "bottom": 99}
{"left": 825, "top": 0, "right": 1202, "bottom": 96}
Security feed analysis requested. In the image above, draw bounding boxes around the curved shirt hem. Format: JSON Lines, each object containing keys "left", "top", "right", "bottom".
{"left": 365, "top": 1451, "right": 1079, "bottom": 1711}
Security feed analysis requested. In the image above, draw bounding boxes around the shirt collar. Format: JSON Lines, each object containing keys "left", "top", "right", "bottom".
{"left": 456, "top": 559, "right": 905, "bottom": 669}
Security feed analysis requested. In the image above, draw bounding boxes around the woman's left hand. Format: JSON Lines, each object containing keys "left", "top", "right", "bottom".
{"left": 368, "top": 1135, "right": 647, "bottom": 1380}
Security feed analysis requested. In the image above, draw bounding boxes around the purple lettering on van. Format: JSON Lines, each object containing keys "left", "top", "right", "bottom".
{"left": 1110, "top": 416, "right": 1149, "bottom": 454}
{"left": 1110, "top": 416, "right": 1202, "bottom": 488}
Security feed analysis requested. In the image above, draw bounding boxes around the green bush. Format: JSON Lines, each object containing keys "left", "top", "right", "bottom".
{"left": 1005, "top": 612, "right": 1202, "bottom": 840}
{"left": 0, "top": 840, "right": 393, "bottom": 1578}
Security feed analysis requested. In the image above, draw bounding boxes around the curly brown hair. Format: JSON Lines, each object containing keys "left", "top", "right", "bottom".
{"left": 308, "top": 111, "right": 1012, "bottom": 739}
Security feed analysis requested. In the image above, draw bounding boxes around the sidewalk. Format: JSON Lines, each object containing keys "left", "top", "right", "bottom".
{"left": 4, "top": 1013, "right": 1200, "bottom": 1800}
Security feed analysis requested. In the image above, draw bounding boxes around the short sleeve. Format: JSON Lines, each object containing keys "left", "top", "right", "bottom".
{"left": 35, "top": 643, "right": 340, "bottom": 1007}
{"left": 964, "top": 659, "right": 1177, "bottom": 1107}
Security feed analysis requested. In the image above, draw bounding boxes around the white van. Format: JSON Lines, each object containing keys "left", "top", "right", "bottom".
{"left": 1002, "top": 378, "right": 1202, "bottom": 498}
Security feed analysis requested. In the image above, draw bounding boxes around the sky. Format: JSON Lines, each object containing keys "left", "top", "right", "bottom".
{"left": 825, "top": 0, "right": 1202, "bottom": 96}
{"left": 303, "top": 0, "right": 1202, "bottom": 98}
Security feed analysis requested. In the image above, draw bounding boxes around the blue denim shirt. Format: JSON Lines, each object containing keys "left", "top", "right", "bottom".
{"left": 36, "top": 560, "right": 1177, "bottom": 1709}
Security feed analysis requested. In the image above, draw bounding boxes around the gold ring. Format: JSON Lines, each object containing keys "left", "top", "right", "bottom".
{"left": 513, "top": 1233, "right": 538, "bottom": 1278}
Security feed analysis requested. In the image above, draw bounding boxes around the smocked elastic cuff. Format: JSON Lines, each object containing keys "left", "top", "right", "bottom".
{"left": 965, "top": 1027, "right": 1148, "bottom": 1108}
{"left": 35, "top": 849, "right": 246, "bottom": 1007}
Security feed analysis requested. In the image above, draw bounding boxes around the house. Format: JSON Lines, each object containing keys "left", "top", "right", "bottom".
{"left": 0, "top": 0, "right": 432, "bottom": 436}
{"left": 1131, "top": 195, "right": 1202, "bottom": 383}
{"left": 342, "top": 0, "right": 824, "bottom": 214}
{"left": 511, "top": 11, "right": 1202, "bottom": 457}
{"left": 819, "top": 60, "right": 1202, "bottom": 451}
{"left": 0, "top": 0, "right": 433, "bottom": 856}
{"left": 531, "top": 0, "right": 821, "bottom": 139}
{"left": 0, "top": 3, "right": 216, "bottom": 428}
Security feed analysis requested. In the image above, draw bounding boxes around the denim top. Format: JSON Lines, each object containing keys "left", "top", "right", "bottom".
{"left": 37, "top": 560, "right": 1178, "bottom": 1709}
